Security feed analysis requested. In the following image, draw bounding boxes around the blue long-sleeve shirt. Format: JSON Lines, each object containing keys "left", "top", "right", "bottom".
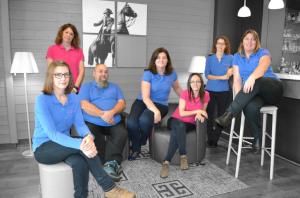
{"left": 205, "top": 54, "right": 233, "bottom": 92}
{"left": 32, "top": 93, "right": 90, "bottom": 151}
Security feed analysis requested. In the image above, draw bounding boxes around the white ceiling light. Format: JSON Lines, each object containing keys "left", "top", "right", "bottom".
{"left": 238, "top": 0, "right": 251, "bottom": 17}
{"left": 268, "top": 0, "right": 285, "bottom": 9}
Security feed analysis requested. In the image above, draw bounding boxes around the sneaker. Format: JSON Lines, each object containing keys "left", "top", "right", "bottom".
{"left": 105, "top": 186, "right": 136, "bottom": 198}
{"left": 160, "top": 161, "right": 169, "bottom": 178}
{"left": 128, "top": 151, "right": 140, "bottom": 161}
{"left": 180, "top": 155, "right": 189, "bottom": 170}
{"left": 103, "top": 160, "right": 122, "bottom": 182}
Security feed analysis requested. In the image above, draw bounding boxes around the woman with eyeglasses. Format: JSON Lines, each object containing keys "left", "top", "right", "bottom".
{"left": 32, "top": 61, "right": 135, "bottom": 198}
{"left": 160, "top": 73, "right": 210, "bottom": 178}
{"left": 46, "top": 23, "right": 85, "bottom": 94}
{"left": 205, "top": 36, "right": 233, "bottom": 148}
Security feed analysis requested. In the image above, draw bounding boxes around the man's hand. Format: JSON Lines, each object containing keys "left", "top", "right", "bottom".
{"left": 101, "top": 110, "right": 115, "bottom": 125}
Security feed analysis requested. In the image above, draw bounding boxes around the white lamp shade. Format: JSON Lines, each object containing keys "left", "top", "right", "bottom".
{"left": 188, "top": 56, "right": 206, "bottom": 73}
{"left": 238, "top": 5, "right": 251, "bottom": 17}
{"left": 10, "top": 52, "right": 39, "bottom": 74}
{"left": 268, "top": 0, "right": 284, "bottom": 9}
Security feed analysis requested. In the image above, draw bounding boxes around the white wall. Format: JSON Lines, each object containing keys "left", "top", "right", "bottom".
{"left": 0, "top": 0, "right": 215, "bottom": 143}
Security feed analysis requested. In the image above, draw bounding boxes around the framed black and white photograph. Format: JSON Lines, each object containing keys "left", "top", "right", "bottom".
{"left": 117, "top": 2, "right": 147, "bottom": 35}
{"left": 82, "top": 0, "right": 116, "bottom": 34}
{"left": 83, "top": 34, "right": 115, "bottom": 67}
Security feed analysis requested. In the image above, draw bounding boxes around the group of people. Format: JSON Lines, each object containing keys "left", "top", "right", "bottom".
{"left": 32, "top": 23, "right": 283, "bottom": 198}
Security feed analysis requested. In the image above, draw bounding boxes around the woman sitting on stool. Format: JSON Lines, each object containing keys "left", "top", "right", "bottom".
{"left": 160, "top": 73, "right": 210, "bottom": 178}
{"left": 215, "top": 29, "right": 283, "bottom": 153}
{"left": 33, "top": 61, "right": 135, "bottom": 198}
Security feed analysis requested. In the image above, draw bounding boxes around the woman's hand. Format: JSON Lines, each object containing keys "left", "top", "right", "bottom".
{"left": 80, "top": 135, "right": 98, "bottom": 158}
{"left": 154, "top": 110, "right": 162, "bottom": 124}
{"left": 195, "top": 110, "right": 207, "bottom": 123}
{"left": 243, "top": 75, "right": 255, "bottom": 93}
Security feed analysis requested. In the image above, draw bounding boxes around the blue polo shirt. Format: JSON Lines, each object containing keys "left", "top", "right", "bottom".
{"left": 205, "top": 54, "right": 233, "bottom": 92}
{"left": 32, "top": 93, "right": 90, "bottom": 151}
{"left": 137, "top": 70, "right": 177, "bottom": 106}
{"left": 78, "top": 81, "right": 124, "bottom": 126}
{"left": 233, "top": 48, "right": 277, "bottom": 83}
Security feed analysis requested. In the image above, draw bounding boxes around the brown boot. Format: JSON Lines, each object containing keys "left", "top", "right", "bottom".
{"left": 104, "top": 187, "right": 136, "bottom": 198}
{"left": 160, "top": 161, "right": 169, "bottom": 178}
{"left": 180, "top": 155, "right": 189, "bottom": 170}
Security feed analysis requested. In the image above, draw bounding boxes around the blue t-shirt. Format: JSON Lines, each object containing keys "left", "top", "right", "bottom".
{"left": 78, "top": 81, "right": 125, "bottom": 126}
{"left": 233, "top": 48, "right": 277, "bottom": 83}
{"left": 205, "top": 54, "right": 233, "bottom": 92}
{"left": 137, "top": 70, "right": 177, "bottom": 106}
{"left": 32, "top": 93, "right": 90, "bottom": 151}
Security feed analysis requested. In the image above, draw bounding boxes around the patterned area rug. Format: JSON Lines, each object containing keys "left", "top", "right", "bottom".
{"left": 88, "top": 150, "right": 248, "bottom": 198}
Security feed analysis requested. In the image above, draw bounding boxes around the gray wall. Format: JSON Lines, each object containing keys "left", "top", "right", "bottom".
{"left": 0, "top": 0, "right": 215, "bottom": 143}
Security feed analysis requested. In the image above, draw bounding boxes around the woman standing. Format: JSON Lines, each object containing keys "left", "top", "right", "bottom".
{"left": 205, "top": 36, "right": 233, "bottom": 148}
{"left": 215, "top": 29, "right": 283, "bottom": 153}
{"left": 126, "top": 47, "right": 182, "bottom": 160}
{"left": 33, "top": 61, "right": 135, "bottom": 198}
{"left": 46, "top": 23, "right": 85, "bottom": 93}
{"left": 160, "top": 73, "right": 209, "bottom": 178}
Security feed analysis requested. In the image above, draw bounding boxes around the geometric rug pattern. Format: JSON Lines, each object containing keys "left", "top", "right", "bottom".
{"left": 88, "top": 148, "right": 248, "bottom": 198}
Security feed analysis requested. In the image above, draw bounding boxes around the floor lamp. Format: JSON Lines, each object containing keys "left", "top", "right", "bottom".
{"left": 10, "top": 52, "right": 39, "bottom": 157}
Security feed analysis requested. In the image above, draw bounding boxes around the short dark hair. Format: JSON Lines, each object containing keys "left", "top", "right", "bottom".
{"left": 55, "top": 23, "right": 80, "bottom": 48}
{"left": 42, "top": 61, "right": 74, "bottom": 95}
{"left": 146, "top": 47, "right": 174, "bottom": 75}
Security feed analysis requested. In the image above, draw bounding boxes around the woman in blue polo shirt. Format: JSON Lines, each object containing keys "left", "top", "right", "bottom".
{"left": 33, "top": 61, "right": 135, "bottom": 198}
{"left": 126, "top": 47, "right": 182, "bottom": 160}
{"left": 205, "top": 36, "right": 233, "bottom": 148}
{"left": 215, "top": 29, "right": 283, "bottom": 153}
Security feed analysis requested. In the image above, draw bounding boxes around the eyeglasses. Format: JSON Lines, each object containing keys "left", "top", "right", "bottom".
{"left": 53, "top": 72, "right": 71, "bottom": 79}
{"left": 190, "top": 81, "right": 201, "bottom": 84}
{"left": 216, "top": 42, "right": 225, "bottom": 46}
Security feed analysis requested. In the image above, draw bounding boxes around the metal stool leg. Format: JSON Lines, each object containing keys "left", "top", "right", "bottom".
{"left": 235, "top": 112, "right": 245, "bottom": 178}
{"left": 261, "top": 113, "right": 267, "bottom": 166}
{"left": 226, "top": 117, "right": 236, "bottom": 165}
{"left": 270, "top": 109, "right": 277, "bottom": 180}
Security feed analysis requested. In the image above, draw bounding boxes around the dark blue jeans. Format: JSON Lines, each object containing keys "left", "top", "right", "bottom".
{"left": 164, "top": 118, "right": 195, "bottom": 162}
{"left": 228, "top": 77, "right": 283, "bottom": 141}
{"left": 126, "top": 99, "right": 168, "bottom": 153}
{"left": 34, "top": 141, "right": 115, "bottom": 198}
{"left": 85, "top": 121, "right": 127, "bottom": 165}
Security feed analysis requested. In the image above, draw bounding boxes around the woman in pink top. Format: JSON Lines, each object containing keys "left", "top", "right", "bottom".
{"left": 46, "top": 23, "right": 85, "bottom": 94}
{"left": 160, "top": 73, "right": 210, "bottom": 178}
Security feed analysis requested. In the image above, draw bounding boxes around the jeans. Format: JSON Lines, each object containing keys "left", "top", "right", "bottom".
{"left": 85, "top": 121, "right": 127, "bottom": 165}
{"left": 126, "top": 99, "right": 168, "bottom": 152}
{"left": 34, "top": 141, "right": 115, "bottom": 198}
{"left": 228, "top": 77, "right": 283, "bottom": 141}
{"left": 207, "top": 91, "right": 232, "bottom": 144}
{"left": 164, "top": 118, "right": 195, "bottom": 162}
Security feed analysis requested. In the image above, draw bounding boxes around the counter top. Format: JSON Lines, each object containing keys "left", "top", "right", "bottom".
{"left": 275, "top": 73, "right": 300, "bottom": 80}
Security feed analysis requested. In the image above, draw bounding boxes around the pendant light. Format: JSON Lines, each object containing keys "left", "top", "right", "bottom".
{"left": 237, "top": 0, "right": 251, "bottom": 17}
{"left": 268, "top": 0, "right": 285, "bottom": 10}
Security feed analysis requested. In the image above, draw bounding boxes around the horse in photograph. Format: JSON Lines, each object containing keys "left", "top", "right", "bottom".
{"left": 88, "top": 33, "right": 114, "bottom": 66}
{"left": 117, "top": 3, "right": 137, "bottom": 34}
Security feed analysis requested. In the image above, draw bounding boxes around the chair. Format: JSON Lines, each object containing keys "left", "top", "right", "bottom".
{"left": 149, "top": 103, "right": 207, "bottom": 165}
{"left": 226, "top": 105, "right": 278, "bottom": 180}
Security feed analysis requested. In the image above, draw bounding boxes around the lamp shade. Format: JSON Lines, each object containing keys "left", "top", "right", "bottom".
{"left": 10, "top": 52, "right": 39, "bottom": 74}
{"left": 237, "top": 0, "right": 251, "bottom": 17}
{"left": 268, "top": 0, "right": 284, "bottom": 9}
{"left": 188, "top": 56, "right": 206, "bottom": 73}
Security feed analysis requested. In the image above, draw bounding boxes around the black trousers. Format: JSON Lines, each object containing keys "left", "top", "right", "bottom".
{"left": 207, "top": 90, "right": 232, "bottom": 144}
{"left": 229, "top": 77, "right": 283, "bottom": 141}
{"left": 85, "top": 121, "right": 127, "bottom": 165}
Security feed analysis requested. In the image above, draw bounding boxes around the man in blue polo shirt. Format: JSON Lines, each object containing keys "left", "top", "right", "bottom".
{"left": 78, "top": 64, "right": 127, "bottom": 181}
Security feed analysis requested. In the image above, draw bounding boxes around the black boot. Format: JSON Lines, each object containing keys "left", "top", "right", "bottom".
{"left": 214, "top": 111, "right": 233, "bottom": 128}
{"left": 252, "top": 139, "right": 260, "bottom": 154}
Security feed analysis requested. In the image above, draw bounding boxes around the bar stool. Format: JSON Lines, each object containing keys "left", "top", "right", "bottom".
{"left": 226, "top": 105, "right": 278, "bottom": 180}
